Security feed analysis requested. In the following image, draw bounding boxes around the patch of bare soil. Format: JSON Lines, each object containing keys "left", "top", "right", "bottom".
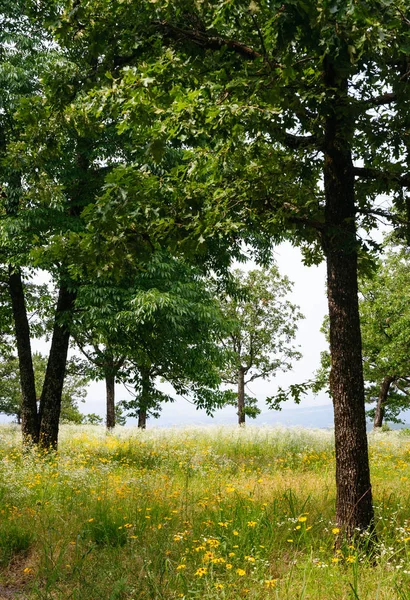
{"left": 0, "top": 584, "right": 27, "bottom": 599}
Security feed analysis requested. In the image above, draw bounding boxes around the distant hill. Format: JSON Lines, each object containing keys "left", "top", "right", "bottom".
{"left": 127, "top": 401, "right": 410, "bottom": 430}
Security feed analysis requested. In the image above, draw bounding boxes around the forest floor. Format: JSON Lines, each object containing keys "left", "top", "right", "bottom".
{"left": 0, "top": 424, "right": 409, "bottom": 599}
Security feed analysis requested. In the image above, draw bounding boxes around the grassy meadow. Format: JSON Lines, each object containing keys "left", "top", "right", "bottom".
{"left": 0, "top": 424, "right": 409, "bottom": 600}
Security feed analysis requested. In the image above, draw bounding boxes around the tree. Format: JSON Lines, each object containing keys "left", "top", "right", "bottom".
{"left": 0, "top": 0, "right": 136, "bottom": 448}
{"left": 73, "top": 253, "right": 231, "bottom": 429}
{"left": 0, "top": 0, "right": 49, "bottom": 445}
{"left": 68, "top": 0, "right": 410, "bottom": 537}
{"left": 0, "top": 1, "right": 84, "bottom": 447}
{"left": 219, "top": 267, "right": 302, "bottom": 424}
{"left": 316, "top": 245, "right": 410, "bottom": 429}
{"left": 359, "top": 248, "right": 410, "bottom": 428}
{"left": 147, "top": 0, "right": 410, "bottom": 538}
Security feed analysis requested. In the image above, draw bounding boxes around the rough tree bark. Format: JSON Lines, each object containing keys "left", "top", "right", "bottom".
{"left": 8, "top": 266, "right": 39, "bottom": 444}
{"left": 373, "top": 376, "right": 395, "bottom": 429}
{"left": 105, "top": 372, "right": 116, "bottom": 429}
{"left": 323, "top": 61, "right": 375, "bottom": 537}
{"left": 237, "top": 367, "right": 246, "bottom": 425}
{"left": 38, "top": 282, "right": 76, "bottom": 449}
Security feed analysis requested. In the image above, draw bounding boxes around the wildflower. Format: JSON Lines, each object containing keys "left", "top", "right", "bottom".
{"left": 226, "top": 563, "right": 233, "bottom": 570}
{"left": 203, "top": 551, "right": 214, "bottom": 562}
{"left": 215, "top": 583, "right": 224, "bottom": 589}
{"left": 195, "top": 567, "right": 207, "bottom": 577}
{"left": 236, "top": 568, "right": 246, "bottom": 576}
{"left": 88, "top": 518, "right": 94, "bottom": 522}
{"left": 287, "top": 539, "right": 293, "bottom": 543}
{"left": 247, "top": 521, "right": 257, "bottom": 528}
{"left": 345, "top": 556, "right": 355, "bottom": 563}
{"left": 265, "top": 579, "right": 277, "bottom": 587}
{"left": 176, "top": 564, "right": 186, "bottom": 570}
{"left": 298, "top": 516, "right": 307, "bottom": 523}
{"left": 332, "top": 527, "right": 340, "bottom": 535}
{"left": 233, "top": 530, "right": 239, "bottom": 536}
{"left": 331, "top": 557, "right": 339, "bottom": 563}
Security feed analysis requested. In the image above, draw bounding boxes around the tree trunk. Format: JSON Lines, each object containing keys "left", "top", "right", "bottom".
{"left": 323, "top": 62, "right": 374, "bottom": 537}
{"left": 373, "top": 376, "right": 394, "bottom": 429}
{"left": 138, "top": 368, "right": 151, "bottom": 429}
{"left": 138, "top": 407, "right": 147, "bottom": 429}
{"left": 8, "top": 266, "right": 39, "bottom": 444}
{"left": 38, "top": 282, "right": 76, "bottom": 450}
{"left": 106, "top": 372, "right": 116, "bottom": 429}
{"left": 237, "top": 368, "right": 245, "bottom": 425}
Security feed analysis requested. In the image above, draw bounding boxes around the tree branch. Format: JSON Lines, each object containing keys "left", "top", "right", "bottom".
{"left": 359, "top": 93, "right": 397, "bottom": 109}
{"left": 156, "top": 21, "right": 263, "bottom": 61}
{"left": 354, "top": 166, "right": 410, "bottom": 188}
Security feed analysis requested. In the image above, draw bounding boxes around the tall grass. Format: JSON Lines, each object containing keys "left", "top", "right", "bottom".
{"left": 0, "top": 424, "right": 409, "bottom": 599}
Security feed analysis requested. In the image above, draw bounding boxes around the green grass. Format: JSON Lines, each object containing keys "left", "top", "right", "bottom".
{"left": 0, "top": 424, "right": 409, "bottom": 599}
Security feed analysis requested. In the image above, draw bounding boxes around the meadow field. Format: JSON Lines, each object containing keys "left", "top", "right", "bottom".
{"left": 0, "top": 424, "right": 409, "bottom": 600}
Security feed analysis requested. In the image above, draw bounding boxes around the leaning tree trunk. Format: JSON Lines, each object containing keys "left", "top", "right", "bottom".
{"left": 237, "top": 367, "right": 246, "bottom": 425}
{"left": 323, "top": 62, "right": 374, "bottom": 538}
{"left": 373, "top": 376, "right": 394, "bottom": 429}
{"left": 105, "top": 372, "right": 116, "bottom": 430}
{"left": 8, "top": 266, "right": 39, "bottom": 444}
{"left": 38, "top": 282, "right": 76, "bottom": 450}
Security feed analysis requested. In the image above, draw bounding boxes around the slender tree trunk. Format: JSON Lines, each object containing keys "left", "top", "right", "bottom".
{"left": 106, "top": 372, "right": 116, "bottom": 429}
{"left": 8, "top": 267, "right": 39, "bottom": 444}
{"left": 323, "top": 62, "right": 374, "bottom": 537}
{"left": 38, "top": 282, "right": 76, "bottom": 450}
{"left": 373, "top": 376, "right": 394, "bottom": 429}
{"left": 237, "top": 367, "right": 245, "bottom": 425}
{"left": 138, "top": 368, "right": 151, "bottom": 429}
